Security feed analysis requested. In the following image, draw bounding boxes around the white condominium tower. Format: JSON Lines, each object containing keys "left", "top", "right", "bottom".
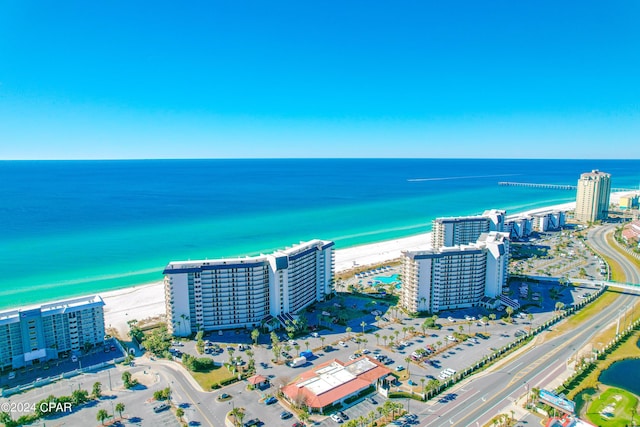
{"left": 432, "top": 209, "right": 505, "bottom": 249}
{"left": 401, "top": 232, "right": 509, "bottom": 313}
{"left": 0, "top": 296, "right": 105, "bottom": 369}
{"left": 163, "top": 239, "right": 334, "bottom": 336}
{"left": 575, "top": 170, "right": 611, "bottom": 223}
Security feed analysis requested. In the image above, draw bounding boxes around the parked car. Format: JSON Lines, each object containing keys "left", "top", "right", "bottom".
{"left": 243, "top": 419, "right": 261, "bottom": 427}
{"left": 338, "top": 410, "right": 349, "bottom": 419}
{"left": 153, "top": 403, "right": 170, "bottom": 413}
{"left": 367, "top": 396, "right": 377, "bottom": 404}
{"left": 395, "top": 365, "right": 405, "bottom": 371}
{"left": 265, "top": 396, "right": 277, "bottom": 405}
{"left": 339, "top": 341, "right": 347, "bottom": 347}
{"left": 330, "top": 413, "right": 343, "bottom": 423}
{"left": 280, "top": 411, "right": 293, "bottom": 419}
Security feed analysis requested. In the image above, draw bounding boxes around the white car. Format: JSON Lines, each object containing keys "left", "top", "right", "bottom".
{"left": 447, "top": 316, "right": 455, "bottom": 322}
{"left": 349, "top": 354, "right": 358, "bottom": 361}
{"left": 339, "top": 341, "right": 347, "bottom": 347}
{"left": 331, "top": 413, "right": 343, "bottom": 423}
{"left": 71, "top": 355, "right": 78, "bottom": 362}
{"left": 361, "top": 348, "right": 370, "bottom": 354}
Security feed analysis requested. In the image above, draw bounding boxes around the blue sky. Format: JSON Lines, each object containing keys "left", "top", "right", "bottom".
{"left": 1, "top": 1, "right": 639, "bottom": 159}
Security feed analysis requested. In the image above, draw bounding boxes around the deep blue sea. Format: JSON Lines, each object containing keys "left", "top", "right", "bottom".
{"left": 1, "top": 159, "right": 639, "bottom": 309}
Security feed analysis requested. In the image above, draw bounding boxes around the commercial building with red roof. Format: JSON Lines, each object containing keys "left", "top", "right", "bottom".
{"left": 545, "top": 415, "right": 597, "bottom": 427}
{"left": 281, "top": 356, "right": 392, "bottom": 412}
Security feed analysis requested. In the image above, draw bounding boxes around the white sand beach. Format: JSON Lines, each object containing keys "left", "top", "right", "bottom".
{"left": 103, "top": 195, "right": 635, "bottom": 338}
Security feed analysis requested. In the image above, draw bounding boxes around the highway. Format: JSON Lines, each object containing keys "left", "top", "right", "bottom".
{"left": 417, "top": 224, "right": 640, "bottom": 427}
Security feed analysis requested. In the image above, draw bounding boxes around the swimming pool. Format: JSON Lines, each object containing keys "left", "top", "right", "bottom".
{"left": 374, "top": 274, "right": 399, "bottom": 284}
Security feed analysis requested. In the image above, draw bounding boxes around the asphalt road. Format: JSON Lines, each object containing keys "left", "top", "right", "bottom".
{"left": 588, "top": 224, "right": 640, "bottom": 284}
{"left": 417, "top": 224, "right": 640, "bottom": 427}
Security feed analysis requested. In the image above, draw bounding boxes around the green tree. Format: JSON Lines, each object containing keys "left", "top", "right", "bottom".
{"left": 230, "top": 407, "right": 245, "bottom": 427}
{"left": 505, "top": 306, "right": 514, "bottom": 321}
{"left": 299, "top": 409, "right": 310, "bottom": 425}
{"left": 92, "top": 381, "right": 102, "bottom": 399}
{"left": 481, "top": 316, "right": 490, "bottom": 334}
{"left": 122, "top": 371, "right": 133, "bottom": 388}
{"left": 346, "top": 327, "right": 352, "bottom": 340}
{"left": 71, "top": 389, "right": 89, "bottom": 406}
{"left": 115, "top": 402, "right": 125, "bottom": 418}
{"left": 176, "top": 407, "right": 184, "bottom": 422}
{"left": 96, "top": 409, "right": 109, "bottom": 425}
{"left": 251, "top": 328, "right": 260, "bottom": 346}
{"left": 489, "top": 313, "right": 497, "bottom": 323}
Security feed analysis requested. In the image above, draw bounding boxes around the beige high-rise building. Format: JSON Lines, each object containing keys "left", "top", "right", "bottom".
{"left": 575, "top": 170, "right": 611, "bottom": 223}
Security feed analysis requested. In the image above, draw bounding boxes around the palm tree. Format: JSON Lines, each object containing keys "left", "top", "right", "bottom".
{"left": 251, "top": 328, "right": 260, "bottom": 346}
{"left": 230, "top": 407, "right": 245, "bottom": 427}
{"left": 489, "top": 313, "right": 496, "bottom": 323}
{"left": 176, "top": 407, "right": 185, "bottom": 422}
{"left": 374, "top": 332, "right": 380, "bottom": 345}
{"left": 527, "top": 313, "right": 534, "bottom": 332}
{"left": 180, "top": 313, "right": 188, "bottom": 336}
{"left": 299, "top": 410, "right": 310, "bottom": 425}
{"left": 368, "top": 410, "right": 376, "bottom": 426}
{"left": 436, "top": 340, "right": 442, "bottom": 351}
{"left": 360, "top": 321, "right": 367, "bottom": 335}
{"left": 402, "top": 326, "right": 408, "bottom": 338}
{"left": 320, "top": 336, "right": 326, "bottom": 348}
{"left": 346, "top": 327, "right": 352, "bottom": 340}
{"left": 393, "top": 330, "right": 400, "bottom": 344}
{"left": 505, "top": 306, "right": 514, "bottom": 321}
{"left": 115, "top": 402, "right": 125, "bottom": 419}
{"left": 375, "top": 315, "right": 381, "bottom": 328}
{"left": 404, "top": 356, "right": 412, "bottom": 376}
{"left": 96, "top": 409, "right": 109, "bottom": 425}
{"left": 420, "top": 377, "right": 425, "bottom": 394}
{"left": 481, "top": 316, "right": 489, "bottom": 334}
{"left": 382, "top": 335, "right": 388, "bottom": 346}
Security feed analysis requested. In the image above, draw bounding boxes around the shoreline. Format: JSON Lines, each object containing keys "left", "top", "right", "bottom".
{"left": 102, "top": 197, "right": 603, "bottom": 338}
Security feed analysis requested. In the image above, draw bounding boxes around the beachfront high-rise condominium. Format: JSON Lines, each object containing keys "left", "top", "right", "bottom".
{"left": 432, "top": 209, "right": 505, "bottom": 249}
{"left": 401, "top": 232, "right": 509, "bottom": 313}
{"left": 0, "top": 296, "right": 105, "bottom": 370}
{"left": 163, "top": 239, "right": 334, "bottom": 336}
{"left": 575, "top": 170, "right": 611, "bottom": 223}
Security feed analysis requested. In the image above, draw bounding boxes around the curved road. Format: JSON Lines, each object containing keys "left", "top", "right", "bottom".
{"left": 588, "top": 224, "right": 640, "bottom": 285}
{"left": 419, "top": 224, "right": 640, "bottom": 427}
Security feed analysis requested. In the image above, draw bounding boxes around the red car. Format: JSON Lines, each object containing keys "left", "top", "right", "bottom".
{"left": 292, "top": 423, "right": 304, "bottom": 427}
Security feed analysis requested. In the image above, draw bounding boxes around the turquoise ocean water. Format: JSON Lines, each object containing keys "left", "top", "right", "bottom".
{"left": 1, "top": 159, "right": 638, "bottom": 309}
